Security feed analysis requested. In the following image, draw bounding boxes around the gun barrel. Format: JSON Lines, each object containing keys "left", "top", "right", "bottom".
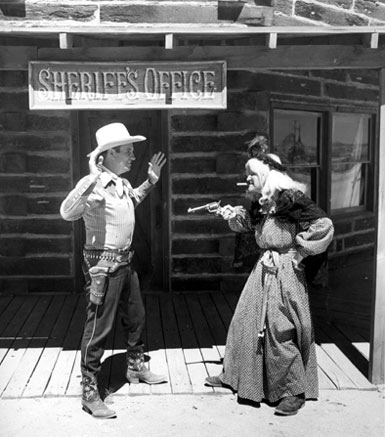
{"left": 187, "top": 204, "right": 209, "bottom": 213}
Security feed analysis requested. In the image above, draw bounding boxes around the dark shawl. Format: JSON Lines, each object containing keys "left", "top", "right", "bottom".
{"left": 233, "top": 190, "right": 330, "bottom": 287}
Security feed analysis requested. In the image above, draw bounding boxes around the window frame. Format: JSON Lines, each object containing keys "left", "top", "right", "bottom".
{"left": 270, "top": 101, "right": 376, "bottom": 217}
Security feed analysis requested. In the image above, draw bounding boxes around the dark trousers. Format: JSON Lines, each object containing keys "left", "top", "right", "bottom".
{"left": 80, "top": 263, "right": 145, "bottom": 376}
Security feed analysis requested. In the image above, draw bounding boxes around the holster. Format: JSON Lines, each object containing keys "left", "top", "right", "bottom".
{"left": 83, "top": 249, "right": 133, "bottom": 306}
{"left": 89, "top": 265, "right": 110, "bottom": 306}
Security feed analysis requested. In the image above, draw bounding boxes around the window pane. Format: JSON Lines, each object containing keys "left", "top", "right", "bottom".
{"left": 332, "top": 113, "right": 369, "bottom": 163}
{"left": 288, "top": 167, "right": 312, "bottom": 195}
{"left": 273, "top": 109, "right": 320, "bottom": 165}
{"left": 289, "top": 167, "right": 318, "bottom": 202}
{"left": 331, "top": 163, "right": 365, "bottom": 209}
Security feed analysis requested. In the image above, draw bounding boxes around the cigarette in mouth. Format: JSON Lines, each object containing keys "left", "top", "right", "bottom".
{"left": 236, "top": 182, "right": 248, "bottom": 186}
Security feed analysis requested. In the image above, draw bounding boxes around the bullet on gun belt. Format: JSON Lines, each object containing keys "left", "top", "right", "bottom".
{"left": 236, "top": 182, "right": 248, "bottom": 186}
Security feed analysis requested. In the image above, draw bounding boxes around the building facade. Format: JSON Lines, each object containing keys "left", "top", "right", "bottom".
{"left": 0, "top": 0, "right": 384, "bottom": 381}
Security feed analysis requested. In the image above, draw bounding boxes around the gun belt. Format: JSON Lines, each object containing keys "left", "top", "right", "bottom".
{"left": 83, "top": 249, "right": 134, "bottom": 263}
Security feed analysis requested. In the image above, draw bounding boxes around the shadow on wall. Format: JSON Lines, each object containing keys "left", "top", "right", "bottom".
{"left": 0, "top": 1, "right": 26, "bottom": 18}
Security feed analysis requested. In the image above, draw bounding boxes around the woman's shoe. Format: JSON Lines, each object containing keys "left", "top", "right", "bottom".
{"left": 274, "top": 394, "right": 305, "bottom": 416}
{"left": 205, "top": 375, "right": 232, "bottom": 388}
{"left": 205, "top": 375, "right": 223, "bottom": 387}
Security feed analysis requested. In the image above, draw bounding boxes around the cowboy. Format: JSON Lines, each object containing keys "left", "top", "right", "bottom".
{"left": 60, "top": 122, "right": 167, "bottom": 419}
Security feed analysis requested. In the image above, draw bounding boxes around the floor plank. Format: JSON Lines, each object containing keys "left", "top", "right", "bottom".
{"left": 172, "top": 294, "right": 213, "bottom": 394}
{"left": 186, "top": 294, "right": 228, "bottom": 394}
{"left": 317, "top": 341, "right": 373, "bottom": 390}
{"left": 0, "top": 296, "right": 24, "bottom": 336}
{"left": 316, "top": 344, "right": 358, "bottom": 389}
{"left": 198, "top": 293, "right": 228, "bottom": 357}
{"left": 160, "top": 295, "right": 192, "bottom": 394}
{"left": 66, "top": 350, "right": 82, "bottom": 397}
{"left": 0, "top": 296, "right": 41, "bottom": 396}
{"left": 145, "top": 294, "right": 172, "bottom": 395}
{"left": 44, "top": 296, "right": 83, "bottom": 396}
{"left": 335, "top": 323, "right": 370, "bottom": 360}
{"left": 23, "top": 295, "right": 76, "bottom": 398}
{"left": 317, "top": 323, "right": 370, "bottom": 385}
{"left": 317, "top": 366, "right": 338, "bottom": 390}
{"left": 210, "top": 292, "right": 234, "bottom": 331}
{"left": 1, "top": 296, "right": 53, "bottom": 398}
{"left": 0, "top": 296, "right": 13, "bottom": 318}
{"left": 222, "top": 291, "right": 239, "bottom": 312}
{"left": 0, "top": 292, "right": 375, "bottom": 398}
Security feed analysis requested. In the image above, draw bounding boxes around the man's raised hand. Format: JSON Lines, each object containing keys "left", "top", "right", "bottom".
{"left": 148, "top": 152, "right": 167, "bottom": 184}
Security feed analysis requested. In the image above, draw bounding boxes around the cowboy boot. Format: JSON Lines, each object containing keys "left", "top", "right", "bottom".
{"left": 126, "top": 346, "right": 168, "bottom": 385}
{"left": 81, "top": 372, "right": 116, "bottom": 419}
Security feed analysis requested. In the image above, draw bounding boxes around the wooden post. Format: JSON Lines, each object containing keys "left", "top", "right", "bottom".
{"left": 266, "top": 32, "right": 277, "bottom": 49}
{"left": 165, "top": 33, "right": 174, "bottom": 50}
{"left": 363, "top": 32, "right": 379, "bottom": 49}
{"left": 59, "top": 33, "right": 73, "bottom": 49}
{"left": 370, "top": 69, "right": 385, "bottom": 384}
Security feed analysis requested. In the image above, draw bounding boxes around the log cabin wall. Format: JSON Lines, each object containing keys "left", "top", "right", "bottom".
{"left": 0, "top": 46, "right": 75, "bottom": 294}
{"left": 3, "top": 57, "right": 379, "bottom": 295}
{"left": 169, "top": 68, "right": 379, "bottom": 292}
{"left": 0, "top": 0, "right": 385, "bottom": 294}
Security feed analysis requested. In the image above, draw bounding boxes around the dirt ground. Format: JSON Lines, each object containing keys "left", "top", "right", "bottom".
{"left": 1, "top": 387, "right": 384, "bottom": 437}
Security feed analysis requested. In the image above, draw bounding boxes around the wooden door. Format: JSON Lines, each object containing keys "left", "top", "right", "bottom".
{"left": 78, "top": 111, "right": 167, "bottom": 291}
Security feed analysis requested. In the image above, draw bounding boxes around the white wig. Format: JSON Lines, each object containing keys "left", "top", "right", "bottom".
{"left": 246, "top": 156, "right": 307, "bottom": 204}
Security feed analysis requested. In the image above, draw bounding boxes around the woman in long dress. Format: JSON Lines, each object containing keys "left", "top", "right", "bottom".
{"left": 206, "top": 150, "right": 334, "bottom": 416}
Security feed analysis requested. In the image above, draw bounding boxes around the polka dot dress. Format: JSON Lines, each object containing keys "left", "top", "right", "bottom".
{"left": 220, "top": 214, "right": 334, "bottom": 404}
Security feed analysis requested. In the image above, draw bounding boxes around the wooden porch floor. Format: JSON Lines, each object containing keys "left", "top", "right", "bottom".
{"left": 0, "top": 291, "right": 375, "bottom": 400}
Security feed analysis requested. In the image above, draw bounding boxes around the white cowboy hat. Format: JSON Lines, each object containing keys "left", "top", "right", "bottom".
{"left": 87, "top": 122, "right": 146, "bottom": 156}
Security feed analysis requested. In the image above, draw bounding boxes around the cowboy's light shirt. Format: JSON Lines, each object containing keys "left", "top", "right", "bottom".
{"left": 60, "top": 171, "right": 154, "bottom": 251}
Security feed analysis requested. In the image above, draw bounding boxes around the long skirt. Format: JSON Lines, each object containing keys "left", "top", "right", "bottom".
{"left": 220, "top": 252, "right": 319, "bottom": 403}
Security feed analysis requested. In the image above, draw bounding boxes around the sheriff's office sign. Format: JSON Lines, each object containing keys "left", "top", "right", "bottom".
{"left": 29, "top": 61, "right": 227, "bottom": 109}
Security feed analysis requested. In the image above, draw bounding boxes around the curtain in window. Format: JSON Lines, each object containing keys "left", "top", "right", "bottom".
{"left": 331, "top": 115, "right": 366, "bottom": 209}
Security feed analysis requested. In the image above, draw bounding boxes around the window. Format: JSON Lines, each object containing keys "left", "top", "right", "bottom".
{"left": 331, "top": 113, "right": 370, "bottom": 210}
{"left": 272, "top": 107, "right": 374, "bottom": 213}
{"left": 273, "top": 109, "right": 321, "bottom": 202}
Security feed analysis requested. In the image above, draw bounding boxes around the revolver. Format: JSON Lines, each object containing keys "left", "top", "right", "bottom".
{"left": 187, "top": 201, "right": 222, "bottom": 214}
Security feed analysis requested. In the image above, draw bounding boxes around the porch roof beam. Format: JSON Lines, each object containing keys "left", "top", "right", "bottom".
{"left": 36, "top": 45, "right": 385, "bottom": 70}
{"left": 1, "top": 24, "right": 385, "bottom": 38}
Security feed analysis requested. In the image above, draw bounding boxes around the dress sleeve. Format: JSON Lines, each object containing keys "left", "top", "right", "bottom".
{"left": 295, "top": 217, "right": 334, "bottom": 258}
{"left": 228, "top": 206, "right": 255, "bottom": 233}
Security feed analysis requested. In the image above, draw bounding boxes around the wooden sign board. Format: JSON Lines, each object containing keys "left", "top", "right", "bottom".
{"left": 29, "top": 61, "right": 227, "bottom": 109}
